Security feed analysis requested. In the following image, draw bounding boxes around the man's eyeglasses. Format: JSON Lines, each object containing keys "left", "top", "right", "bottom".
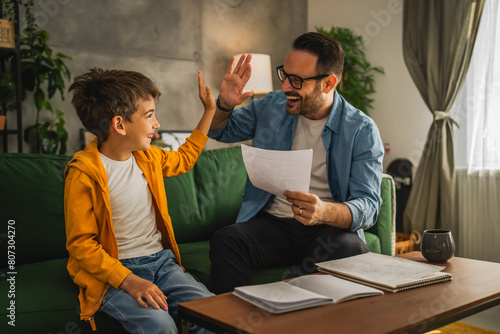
{"left": 276, "top": 65, "right": 331, "bottom": 90}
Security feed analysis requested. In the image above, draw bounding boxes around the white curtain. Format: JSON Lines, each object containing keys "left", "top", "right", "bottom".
{"left": 450, "top": 0, "right": 500, "bottom": 262}
{"left": 455, "top": 170, "right": 500, "bottom": 262}
{"left": 452, "top": 0, "right": 500, "bottom": 170}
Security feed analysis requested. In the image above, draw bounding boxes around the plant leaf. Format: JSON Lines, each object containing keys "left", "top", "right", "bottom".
{"left": 316, "top": 26, "right": 384, "bottom": 115}
{"left": 41, "top": 130, "right": 58, "bottom": 154}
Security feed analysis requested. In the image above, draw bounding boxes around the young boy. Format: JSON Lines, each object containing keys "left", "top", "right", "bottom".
{"left": 64, "top": 68, "right": 215, "bottom": 333}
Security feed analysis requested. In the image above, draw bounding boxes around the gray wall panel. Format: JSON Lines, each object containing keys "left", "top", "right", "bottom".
{"left": 15, "top": 0, "right": 307, "bottom": 154}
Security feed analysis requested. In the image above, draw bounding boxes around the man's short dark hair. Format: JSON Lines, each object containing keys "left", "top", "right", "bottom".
{"left": 68, "top": 68, "right": 161, "bottom": 142}
{"left": 292, "top": 32, "right": 344, "bottom": 78}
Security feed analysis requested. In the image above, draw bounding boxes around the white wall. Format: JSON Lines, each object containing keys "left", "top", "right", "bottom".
{"left": 308, "top": 0, "right": 431, "bottom": 171}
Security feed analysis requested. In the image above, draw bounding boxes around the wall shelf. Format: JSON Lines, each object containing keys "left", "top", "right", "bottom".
{"left": 0, "top": 0, "right": 23, "bottom": 153}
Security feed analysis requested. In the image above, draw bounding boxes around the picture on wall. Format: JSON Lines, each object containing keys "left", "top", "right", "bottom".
{"left": 157, "top": 131, "right": 192, "bottom": 151}
{"left": 79, "top": 129, "right": 95, "bottom": 150}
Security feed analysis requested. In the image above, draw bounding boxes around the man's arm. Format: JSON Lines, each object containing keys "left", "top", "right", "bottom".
{"left": 210, "top": 54, "right": 253, "bottom": 130}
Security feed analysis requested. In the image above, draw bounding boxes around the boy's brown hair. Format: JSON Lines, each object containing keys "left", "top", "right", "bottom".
{"left": 69, "top": 68, "right": 161, "bottom": 142}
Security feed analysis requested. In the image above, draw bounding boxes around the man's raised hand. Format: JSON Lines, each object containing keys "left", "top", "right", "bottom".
{"left": 218, "top": 54, "right": 254, "bottom": 109}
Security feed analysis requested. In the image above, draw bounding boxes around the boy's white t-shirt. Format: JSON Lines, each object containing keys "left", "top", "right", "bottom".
{"left": 100, "top": 153, "right": 163, "bottom": 259}
{"left": 263, "top": 115, "right": 333, "bottom": 219}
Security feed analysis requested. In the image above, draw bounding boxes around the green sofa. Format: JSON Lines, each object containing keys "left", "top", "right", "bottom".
{"left": 0, "top": 146, "right": 395, "bottom": 333}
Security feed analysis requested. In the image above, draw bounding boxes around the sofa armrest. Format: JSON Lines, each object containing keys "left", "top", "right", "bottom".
{"left": 366, "top": 173, "right": 396, "bottom": 256}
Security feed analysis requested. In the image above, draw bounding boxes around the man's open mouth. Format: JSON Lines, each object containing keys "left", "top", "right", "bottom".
{"left": 286, "top": 94, "right": 301, "bottom": 106}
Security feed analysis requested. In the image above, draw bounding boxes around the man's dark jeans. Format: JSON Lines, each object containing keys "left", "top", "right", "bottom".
{"left": 209, "top": 212, "right": 369, "bottom": 294}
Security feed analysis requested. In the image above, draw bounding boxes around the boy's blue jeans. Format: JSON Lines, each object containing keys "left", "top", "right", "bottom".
{"left": 100, "top": 249, "right": 214, "bottom": 334}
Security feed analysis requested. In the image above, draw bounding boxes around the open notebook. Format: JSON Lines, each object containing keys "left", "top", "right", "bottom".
{"left": 233, "top": 274, "right": 383, "bottom": 314}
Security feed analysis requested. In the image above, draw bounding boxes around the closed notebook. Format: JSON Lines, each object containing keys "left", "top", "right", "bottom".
{"left": 316, "top": 252, "right": 453, "bottom": 293}
{"left": 233, "top": 274, "right": 383, "bottom": 314}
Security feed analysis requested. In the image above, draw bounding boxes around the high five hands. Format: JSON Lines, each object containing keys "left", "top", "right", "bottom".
{"left": 218, "top": 54, "right": 254, "bottom": 109}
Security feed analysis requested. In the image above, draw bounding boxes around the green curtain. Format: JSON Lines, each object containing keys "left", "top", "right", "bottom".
{"left": 402, "top": 0, "right": 484, "bottom": 234}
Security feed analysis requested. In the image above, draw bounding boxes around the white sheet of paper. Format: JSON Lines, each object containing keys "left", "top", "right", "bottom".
{"left": 241, "top": 144, "right": 312, "bottom": 198}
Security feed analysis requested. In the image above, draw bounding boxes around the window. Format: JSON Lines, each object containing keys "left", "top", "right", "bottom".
{"left": 451, "top": 0, "right": 500, "bottom": 171}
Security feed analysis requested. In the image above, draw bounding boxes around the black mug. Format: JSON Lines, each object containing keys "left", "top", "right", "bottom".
{"left": 421, "top": 229, "right": 455, "bottom": 263}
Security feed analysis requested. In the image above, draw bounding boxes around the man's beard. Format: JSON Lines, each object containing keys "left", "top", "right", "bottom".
{"left": 285, "top": 83, "right": 323, "bottom": 117}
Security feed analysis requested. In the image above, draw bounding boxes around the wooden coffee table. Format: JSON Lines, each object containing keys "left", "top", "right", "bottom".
{"left": 179, "top": 252, "right": 500, "bottom": 333}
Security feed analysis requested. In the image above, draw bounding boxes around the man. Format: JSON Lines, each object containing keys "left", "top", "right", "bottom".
{"left": 208, "top": 32, "right": 384, "bottom": 294}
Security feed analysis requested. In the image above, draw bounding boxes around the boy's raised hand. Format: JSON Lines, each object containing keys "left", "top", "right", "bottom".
{"left": 198, "top": 71, "right": 215, "bottom": 113}
{"left": 195, "top": 71, "right": 217, "bottom": 135}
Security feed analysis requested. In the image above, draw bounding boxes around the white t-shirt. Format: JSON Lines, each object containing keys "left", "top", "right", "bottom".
{"left": 100, "top": 153, "right": 163, "bottom": 259}
{"left": 263, "top": 115, "right": 333, "bottom": 219}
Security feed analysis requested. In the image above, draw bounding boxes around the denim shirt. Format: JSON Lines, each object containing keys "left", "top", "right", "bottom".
{"left": 209, "top": 90, "right": 384, "bottom": 242}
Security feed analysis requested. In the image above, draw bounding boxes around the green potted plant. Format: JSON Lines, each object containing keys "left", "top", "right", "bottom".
{"left": 11, "top": 0, "right": 73, "bottom": 154}
{"left": 2, "top": 0, "right": 72, "bottom": 153}
{"left": 316, "top": 26, "right": 384, "bottom": 116}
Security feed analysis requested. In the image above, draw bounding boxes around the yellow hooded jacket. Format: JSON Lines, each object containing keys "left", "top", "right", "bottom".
{"left": 64, "top": 129, "right": 207, "bottom": 330}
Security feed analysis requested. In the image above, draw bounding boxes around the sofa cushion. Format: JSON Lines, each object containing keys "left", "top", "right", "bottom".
{"left": 366, "top": 174, "right": 396, "bottom": 255}
{"left": 166, "top": 147, "right": 247, "bottom": 243}
{"left": 364, "top": 232, "right": 381, "bottom": 254}
{"left": 0, "top": 153, "right": 70, "bottom": 267}
{"left": 178, "top": 241, "right": 212, "bottom": 288}
{"left": 0, "top": 258, "right": 126, "bottom": 333}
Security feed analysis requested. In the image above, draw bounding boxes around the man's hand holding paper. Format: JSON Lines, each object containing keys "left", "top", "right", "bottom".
{"left": 283, "top": 191, "right": 325, "bottom": 226}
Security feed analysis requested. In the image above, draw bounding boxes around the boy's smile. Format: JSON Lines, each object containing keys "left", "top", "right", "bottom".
{"left": 125, "top": 97, "right": 160, "bottom": 152}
